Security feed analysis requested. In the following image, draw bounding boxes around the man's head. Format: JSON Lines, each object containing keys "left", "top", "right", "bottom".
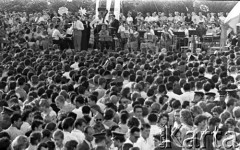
{"left": 31, "top": 120, "right": 43, "bottom": 132}
{"left": 133, "top": 105, "right": 143, "bottom": 119}
{"left": 194, "top": 114, "right": 208, "bottom": 130}
{"left": 140, "top": 123, "right": 151, "bottom": 140}
{"left": 11, "top": 113, "right": 22, "bottom": 129}
{"left": 62, "top": 117, "right": 75, "bottom": 132}
{"left": 74, "top": 118, "right": 87, "bottom": 132}
{"left": 112, "top": 131, "right": 126, "bottom": 147}
{"left": 84, "top": 126, "right": 95, "bottom": 142}
{"left": 129, "top": 127, "right": 140, "bottom": 143}
{"left": 53, "top": 129, "right": 64, "bottom": 148}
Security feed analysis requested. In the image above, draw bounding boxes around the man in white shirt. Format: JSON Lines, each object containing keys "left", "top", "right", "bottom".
{"left": 52, "top": 24, "right": 65, "bottom": 47}
{"left": 145, "top": 13, "right": 152, "bottom": 23}
{"left": 35, "top": 13, "right": 45, "bottom": 23}
{"left": 135, "top": 123, "right": 154, "bottom": 150}
{"left": 71, "top": 118, "right": 87, "bottom": 144}
{"left": 62, "top": 117, "right": 78, "bottom": 145}
{"left": 72, "top": 15, "right": 84, "bottom": 52}
{"left": 180, "top": 82, "right": 195, "bottom": 104}
{"left": 192, "top": 12, "right": 200, "bottom": 24}
{"left": 72, "top": 95, "right": 85, "bottom": 119}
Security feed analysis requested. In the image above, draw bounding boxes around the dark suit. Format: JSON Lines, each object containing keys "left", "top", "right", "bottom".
{"left": 81, "top": 20, "right": 91, "bottom": 50}
{"left": 110, "top": 19, "right": 120, "bottom": 35}
{"left": 77, "top": 140, "right": 91, "bottom": 150}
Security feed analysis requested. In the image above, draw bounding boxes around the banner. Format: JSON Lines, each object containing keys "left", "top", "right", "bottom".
{"left": 106, "top": 0, "right": 112, "bottom": 21}
{"left": 114, "top": 0, "right": 121, "bottom": 20}
{"left": 224, "top": 2, "right": 240, "bottom": 34}
{"left": 95, "top": 0, "right": 100, "bottom": 18}
{"left": 221, "top": 2, "right": 240, "bottom": 49}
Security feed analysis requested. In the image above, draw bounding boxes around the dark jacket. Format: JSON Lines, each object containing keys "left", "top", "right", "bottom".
{"left": 77, "top": 140, "right": 91, "bottom": 150}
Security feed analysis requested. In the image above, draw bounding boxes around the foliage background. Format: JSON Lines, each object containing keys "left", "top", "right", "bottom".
{"left": 0, "top": 0, "right": 237, "bottom": 15}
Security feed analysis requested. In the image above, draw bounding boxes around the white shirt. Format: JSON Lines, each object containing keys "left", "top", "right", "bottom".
{"left": 63, "top": 131, "right": 78, "bottom": 145}
{"left": 71, "top": 129, "right": 85, "bottom": 144}
{"left": 20, "top": 122, "right": 31, "bottom": 134}
{"left": 145, "top": 16, "right": 152, "bottom": 22}
{"left": 72, "top": 107, "right": 83, "bottom": 119}
{"left": 70, "top": 62, "right": 79, "bottom": 70}
{"left": 135, "top": 137, "right": 153, "bottom": 150}
{"left": 4, "top": 125, "right": 24, "bottom": 141}
{"left": 126, "top": 17, "right": 133, "bottom": 24}
{"left": 192, "top": 15, "right": 200, "bottom": 24}
{"left": 35, "top": 16, "right": 45, "bottom": 23}
{"left": 149, "top": 125, "right": 161, "bottom": 138}
{"left": 52, "top": 29, "right": 64, "bottom": 40}
{"left": 180, "top": 91, "right": 195, "bottom": 104}
{"left": 72, "top": 20, "right": 84, "bottom": 31}
{"left": 167, "top": 91, "right": 181, "bottom": 101}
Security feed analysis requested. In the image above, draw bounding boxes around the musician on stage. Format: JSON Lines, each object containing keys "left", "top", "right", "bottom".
{"left": 99, "top": 24, "right": 110, "bottom": 51}
{"left": 109, "top": 14, "right": 120, "bottom": 35}
{"left": 81, "top": 15, "right": 91, "bottom": 51}
{"left": 72, "top": 15, "right": 84, "bottom": 52}
{"left": 52, "top": 24, "right": 65, "bottom": 50}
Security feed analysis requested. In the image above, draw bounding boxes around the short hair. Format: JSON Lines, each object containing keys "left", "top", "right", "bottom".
{"left": 39, "top": 99, "right": 50, "bottom": 108}
{"left": 53, "top": 129, "right": 64, "bottom": 139}
{"left": 88, "top": 94, "right": 97, "bottom": 103}
{"left": 37, "top": 143, "right": 48, "bottom": 150}
{"left": 233, "top": 106, "right": 240, "bottom": 118}
{"left": 133, "top": 105, "right": 142, "bottom": 112}
{"left": 0, "top": 137, "right": 11, "bottom": 150}
{"left": 74, "top": 95, "right": 85, "bottom": 105}
{"left": 0, "top": 131, "right": 10, "bottom": 139}
{"left": 31, "top": 120, "right": 43, "bottom": 131}
{"left": 130, "top": 127, "right": 140, "bottom": 135}
{"left": 225, "top": 118, "right": 236, "bottom": 126}
{"left": 140, "top": 123, "right": 151, "bottom": 131}
{"left": 104, "top": 108, "right": 114, "bottom": 120}
{"left": 127, "top": 117, "right": 140, "bottom": 128}
{"left": 42, "top": 129, "right": 51, "bottom": 139}
{"left": 11, "top": 113, "right": 22, "bottom": 124}
{"left": 208, "top": 117, "right": 221, "bottom": 126}
{"left": 194, "top": 114, "right": 208, "bottom": 126}
{"left": 55, "top": 95, "right": 65, "bottom": 103}
{"left": 220, "top": 111, "right": 231, "bottom": 123}
{"left": 158, "top": 113, "right": 169, "bottom": 122}
{"left": 74, "top": 118, "right": 87, "bottom": 128}
{"left": 211, "top": 106, "right": 223, "bottom": 115}
{"left": 29, "top": 131, "right": 42, "bottom": 145}
{"left": 82, "top": 105, "right": 91, "bottom": 114}
{"left": 147, "top": 113, "right": 158, "bottom": 123}
{"left": 45, "top": 122, "right": 57, "bottom": 132}
{"left": 21, "top": 110, "right": 32, "bottom": 122}
{"left": 226, "top": 98, "right": 235, "bottom": 107}
{"left": 62, "top": 117, "right": 75, "bottom": 130}
{"left": 64, "top": 140, "right": 78, "bottom": 150}
{"left": 11, "top": 135, "right": 29, "bottom": 150}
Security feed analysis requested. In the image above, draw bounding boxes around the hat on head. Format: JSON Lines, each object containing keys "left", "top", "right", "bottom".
{"left": 194, "top": 91, "right": 204, "bottom": 97}
{"left": 112, "top": 131, "right": 125, "bottom": 140}
{"left": 2, "top": 106, "right": 14, "bottom": 116}
{"left": 205, "top": 92, "right": 216, "bottom": 97}
{"left": 93, "top": 132, "right": 106, "bottom": 139}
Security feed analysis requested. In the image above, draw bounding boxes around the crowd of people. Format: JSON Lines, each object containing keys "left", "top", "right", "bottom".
{"left": 0, "top": 8, "right": 240, "bottom": 150}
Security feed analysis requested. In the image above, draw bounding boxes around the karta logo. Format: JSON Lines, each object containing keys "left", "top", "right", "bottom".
{"left": 160, "top": 126, "right": 238, "bottom": 149}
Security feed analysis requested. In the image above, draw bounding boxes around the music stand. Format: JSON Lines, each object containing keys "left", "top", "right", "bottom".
{"left": 189, "top": 30, "right": 198, "bottom": 37}
{"left": 139, "top": 30, "right": 146, "bottom": 38}
{"left": 155, "top": 31, "right": 162, "bottom": 37}
{"left": 173, "top": 32, "right": 185, "bottom": 38}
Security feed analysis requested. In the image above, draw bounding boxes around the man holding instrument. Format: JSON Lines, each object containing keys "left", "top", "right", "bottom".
{"left": 72, "top": 15, "right": 84, "bottom": 52}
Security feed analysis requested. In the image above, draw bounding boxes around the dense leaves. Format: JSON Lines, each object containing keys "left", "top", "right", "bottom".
{"left": 0, "top": 0, "right": 237, "bottom": 15}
